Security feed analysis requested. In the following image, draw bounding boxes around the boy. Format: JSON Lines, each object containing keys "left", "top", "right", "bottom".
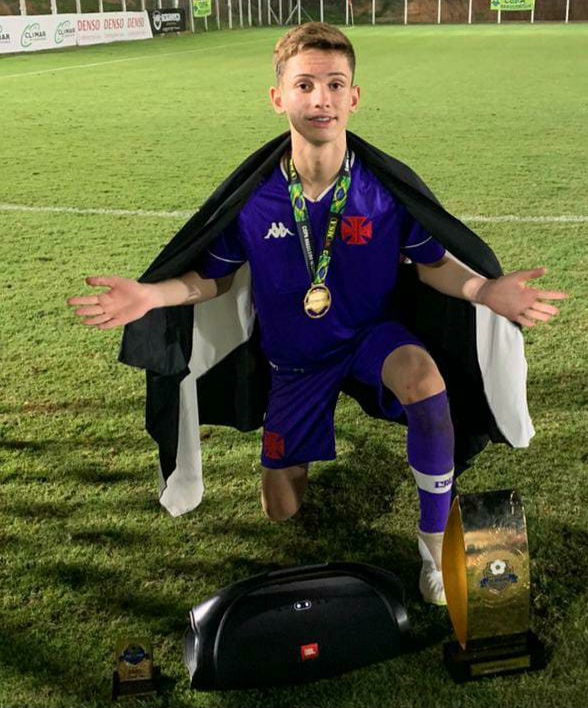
{"left": 68, "top": 23, "right": 566, "bottom": 605}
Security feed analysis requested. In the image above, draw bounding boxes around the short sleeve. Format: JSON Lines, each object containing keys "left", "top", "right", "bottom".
{"left": 196, "top": 220, "right": 247, "bottom": 279}
{"left": 399, "top": 207, "right": 445, "bottom": 264}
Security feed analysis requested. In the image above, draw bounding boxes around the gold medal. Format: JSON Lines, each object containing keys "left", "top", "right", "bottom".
{"left": 304, "top": 284, "right": 332, "bottom": 319}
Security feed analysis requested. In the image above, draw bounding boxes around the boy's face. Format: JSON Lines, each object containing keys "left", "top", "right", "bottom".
{"left": 270, "top": 49, "right": 360, "bottom": 147}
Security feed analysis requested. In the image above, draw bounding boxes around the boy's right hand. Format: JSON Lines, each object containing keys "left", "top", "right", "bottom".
{"left": 67, "top": 276, "right": 160, "bottom": 330}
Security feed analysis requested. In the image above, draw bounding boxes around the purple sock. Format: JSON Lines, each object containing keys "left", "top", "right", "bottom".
{"left": 404, "top": 390, "right": 454, "bottom": 533}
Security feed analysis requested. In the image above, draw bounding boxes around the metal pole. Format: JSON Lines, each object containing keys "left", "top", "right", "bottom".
{"left": 19, "top": 0, "right": 27, "bottom": 15}
{"left": 497, "top": 8, "right": 501, "bottom": 24}
{"left": 267, "top": 0, "right": 271, "bottom": 25}
{"left": 76, "top": 0, "right": 82, "bottom": 13}
{"left": 320, "top": 0, "right": 323, "bottom": 22}
{"left": 238, "top": 0, "right": 243, "bottom": 26}
{"left": 437, "top": 0, "right": 441, "bottom": 24}
{"left": 190, "top": 6, "right": 195, "bottom": 31}
{"left": 565, "top": 0, "right": 570, "bottom": 23}
{"left": 279, "top": 0, "right": 282, "bottom": 23}
{"left": 258, "top": 0, "right": 262, "bottom": 25}
{"left": 50, "top": 0, "right": 57, "bottom": 14}
{"left": 140, "top": 0, "right": 145, "bottom": 11}
{"left": 371, "top": 0, "right": 375, "bottom": 25}
{"left": 228, "top": 0, "right": 233, "bottom": 28}
{"left": 204, "top": 15, "right": 208, "bottom": 29}
{"left": 99, "top": 0, "right": 104, "bottom": 11}
{"left": 248, "top": 0, "right": 252, "bottom": 25}
{"left": 297, "top": 0, "right": 301, "bottom": 24}
{"left": 345, "top": 0, "right": 348, "bottom": 24}
{"left": 468, "top": 0, "right": 472, "bottom": 24}
{"left": 216, "top": 0, "right": 221, "bottom": 29}
{"left": 121, "top": 0, "right": 127, "bottom": 11}
{"left": 404, "top": 0, "right": 408, "bottom": 25}
{"left": 530, "top": 6, "right": 534, "bottom": 23}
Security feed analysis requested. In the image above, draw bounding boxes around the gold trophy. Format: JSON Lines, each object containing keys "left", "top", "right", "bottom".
{"left": 112, "top": 637, "right": 159, "bottom": 699}
{"left": 442, "top": 489, "right": 545, "bottom": 681}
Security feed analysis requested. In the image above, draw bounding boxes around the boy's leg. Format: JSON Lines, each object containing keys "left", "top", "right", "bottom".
{"left": 259, "top": 359, "right": 346, "bottom": 522}
{"left": 261, "top": 464, "right": 309, "bottom": 522}
{"left": 381, "top": 344, "right": 454, "bottom": 606}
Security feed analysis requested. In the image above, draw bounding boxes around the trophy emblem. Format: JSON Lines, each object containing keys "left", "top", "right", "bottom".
{"left": 112, "top": 637, "right": 159, "bottom": 699}
{"left": 441, "top": 489, "right": 545, "bottom": 681}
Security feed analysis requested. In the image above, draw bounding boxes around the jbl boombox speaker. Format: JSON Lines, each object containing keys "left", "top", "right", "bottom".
{"left": 184, "top": 561, "right": 411, "bottom": 690}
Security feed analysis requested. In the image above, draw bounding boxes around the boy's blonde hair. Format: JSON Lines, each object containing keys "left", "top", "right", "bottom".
{"left": 273, "top": 22, "right": 356, "bottom": 82}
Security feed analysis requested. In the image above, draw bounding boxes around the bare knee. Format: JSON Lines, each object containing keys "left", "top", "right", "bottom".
{"left": 261, "top": 464, "right": 308, "bottom": 522}
{"left": 382, "top": 345, "right": 445, "bottom": 405}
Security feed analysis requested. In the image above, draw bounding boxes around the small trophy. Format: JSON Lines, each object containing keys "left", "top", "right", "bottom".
{"left": 441, "top": 489, "right": 545, "bottom": 682}
{"left": 112, "top": 637, "right": 159, "bottom": 699}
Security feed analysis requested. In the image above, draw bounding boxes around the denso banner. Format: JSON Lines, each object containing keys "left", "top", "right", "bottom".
{"left": 0, "top": 12, "right": 152, "bottom": 54}
{"left": 76, "top": 12, "right": 153, "bottom": 46}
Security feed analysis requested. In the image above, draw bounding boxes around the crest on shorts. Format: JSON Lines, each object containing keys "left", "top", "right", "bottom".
{"left": 263, "top": 431, "right": 285, "bottom": 460}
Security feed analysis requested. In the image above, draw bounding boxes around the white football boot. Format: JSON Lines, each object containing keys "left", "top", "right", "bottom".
{"left": 417, "top": 529, "right": 447, "bottom": 606}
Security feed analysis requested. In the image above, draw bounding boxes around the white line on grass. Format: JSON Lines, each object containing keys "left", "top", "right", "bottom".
{"left": 0, "top": 203, "right": 193, "bottom": 219}
{"left": 1, "top": 203, "right": 587, "bottom": 224}
{"left": 459, "top": 215, "right": 588, "bottom": 224}
{"left": 0, "top": 38, "right": 267, "bottom": 80}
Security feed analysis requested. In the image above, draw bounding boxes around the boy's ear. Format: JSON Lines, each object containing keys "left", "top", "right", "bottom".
{"left": 350, "top": 85, "right": 360, "bottom": 113}
{"left": 269, "top": 86, "right": 285, "bottom": 114}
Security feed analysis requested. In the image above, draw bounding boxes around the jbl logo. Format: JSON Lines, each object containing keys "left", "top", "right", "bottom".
{"left": 300, "top": 643, "right": 320, "bottom": 661}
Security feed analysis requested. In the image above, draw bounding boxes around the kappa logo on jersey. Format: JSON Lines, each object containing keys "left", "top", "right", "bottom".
{"left": 264, "top": 222, "right": 294, "bottom": 239}
{"left": 341, "top": 216, "right": 373, "bottom": 245}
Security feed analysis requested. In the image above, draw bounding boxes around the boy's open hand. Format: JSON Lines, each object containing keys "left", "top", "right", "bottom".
{"left": 476, "top": 267, "right": 568, "bottom": 327}
{"left": 67, "top": 276, "right": 158, "bottom": 330}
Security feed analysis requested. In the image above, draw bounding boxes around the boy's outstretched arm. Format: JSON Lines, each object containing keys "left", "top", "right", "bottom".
{"left": 67, "top": 271, "right": 234, "bottom": 330}
{"left": 416, "top": 257, "right": 568, "bottom": 327}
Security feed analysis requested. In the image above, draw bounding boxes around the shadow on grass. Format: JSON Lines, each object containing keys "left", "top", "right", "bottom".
{"left": 1, "top": 437, "right": 151, "bottom": 488}
{"left": 529, "top": 519, "right": 588, "bottom": 651}
{"left": 1, "top": 435, "right": 150, "bottom": 456}
{"left": 69, "top": 528, "right": 143, "bottom": 546}
{"left": 0, "top": 627, "right": 113, "bottom": 706}
{"left": 3, "top": 396, "right": 144, "bottom": 416}
{"left": 528, "top": 368, "right": 588, "bottom": 411}
{"left": 0, "top": 439, "right": 46, "bottom": 451}
{"left": 5, "top": 499, "right": 79, "bottom": 519}
{"left": 30, "top": 560, "right": 189, "bottom": 634}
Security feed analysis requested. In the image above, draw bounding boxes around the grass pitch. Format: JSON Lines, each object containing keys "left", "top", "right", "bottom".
{"left": 1, "top": 24, "right": 587, "bottom": 708}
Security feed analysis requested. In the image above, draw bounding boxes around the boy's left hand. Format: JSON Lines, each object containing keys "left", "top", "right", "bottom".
{"left": 476, "top": 267, "right": 568, "bottom": 327}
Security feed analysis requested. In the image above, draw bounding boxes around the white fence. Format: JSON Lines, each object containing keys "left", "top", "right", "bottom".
{"left": 194, "top": 0, "right": 585, "bottom": 29}
{"left": 1, "top": 0, "right": 585, "bottom": 37}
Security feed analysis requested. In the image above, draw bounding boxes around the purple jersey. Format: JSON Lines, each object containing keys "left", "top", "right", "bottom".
{"left": 197, "top": 154, "right": 445, "bottom": 367}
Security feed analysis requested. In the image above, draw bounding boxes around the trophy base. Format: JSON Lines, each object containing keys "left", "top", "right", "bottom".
{"left": 112, "top": 667, "right": 160, "bottom": 700}
{"left": 443, "top": 631, "right": 545, "bottom": 683}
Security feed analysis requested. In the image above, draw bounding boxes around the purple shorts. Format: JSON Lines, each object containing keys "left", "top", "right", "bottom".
{"left": 261, "top": 320, "right": 425, "bottom": 469}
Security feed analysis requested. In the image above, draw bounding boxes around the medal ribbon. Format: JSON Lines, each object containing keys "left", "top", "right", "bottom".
{"left": 287, "top": 151, "right": 351, "bottom": 286}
